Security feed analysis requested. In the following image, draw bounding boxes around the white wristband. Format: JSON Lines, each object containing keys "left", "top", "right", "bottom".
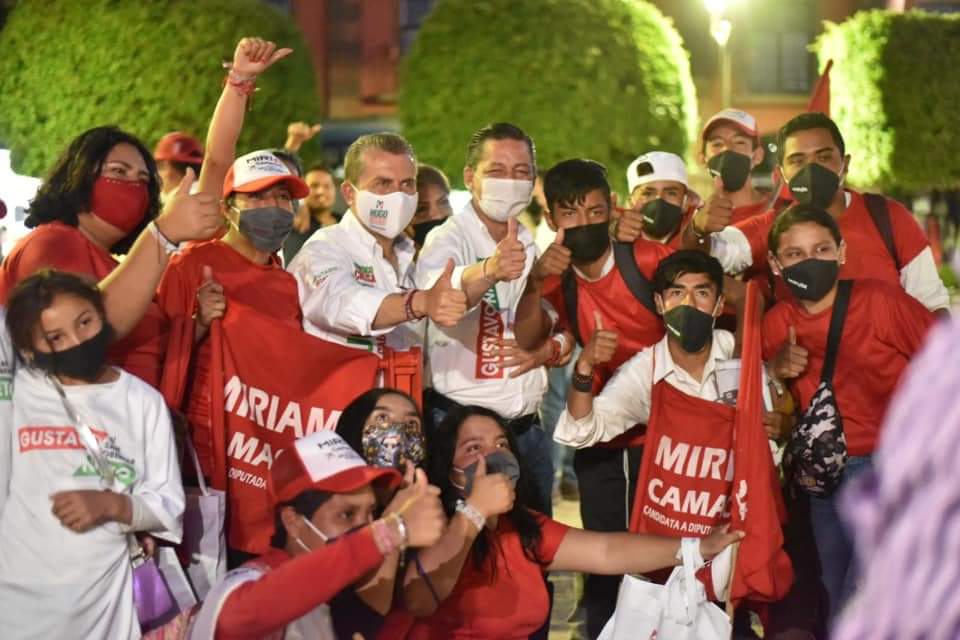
{"left": 456, "top": 499, "right": 486, "bottom": 532}
{"left": 551, "top": 332, "right": 568, "bottom": 354}
{"left": 148, "top": 220, "right": 181, "bottom": 255}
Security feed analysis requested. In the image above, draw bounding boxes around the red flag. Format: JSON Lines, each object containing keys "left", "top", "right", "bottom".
{"left": 729, "top": 282, "right": 794, "bottom": 603}
{"left": 209, "top": 302, "right": 382, "bottom": 554}
{"left": 807, "top": 59, "right": 833, "bottom": 115}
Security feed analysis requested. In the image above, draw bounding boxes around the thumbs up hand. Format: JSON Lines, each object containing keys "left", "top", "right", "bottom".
{"left": 196, "top": 265, "right": 227, "bottom": 327}
{"left": 576, "top": 311, "right": 619, "bottom": 378}
{"left": 155, "top": 168, "right": 224, "bottom": 244}
{"left": 488, "top": 218, "right": 527, "bottom": 282}
{"left": 531, "top": 226, "right": 572, "bottom": 283}
{"left": 424, "top": 258, "right": 467, "bottom": 327}
{"left": 771, "top": 326, "right": 809, "bottom": 380}
{"left": 692, "top": 176, "right": 734, "bottom": 234}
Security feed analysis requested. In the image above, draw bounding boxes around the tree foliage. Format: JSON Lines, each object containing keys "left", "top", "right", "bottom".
{"left": 0, "top": 0, "right": 319, "bottom": 177}
{"left": 815, "top": 10, "right": 960, "bottom": 191}
{"left": 399, "top": 0, "right": 698, "bottom": 194}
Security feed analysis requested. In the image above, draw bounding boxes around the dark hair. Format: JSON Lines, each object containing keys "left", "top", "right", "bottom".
{"left": 416, "top": 164, "right": 451, "bottom": 195}
{"left": 336, "top": 387, "right": 422, "bottom": 462}
{"left": 776, "top": 112, "right": 845, "bottom": 164}
{"left": 767, "top": 203, "right": 843, "bottom": 255}
{"left": 543, "top": 159, "right": 611, "bottom": 213}
{"left": 270, "top": 489, "right": 333, "bottom": 549}
{"left": 344, "top": 133, "right": 416, "bottom": 185}
{"left": 269, "top": 148, "right": 304, "bottom": 178}
{"left": 159, "top": 159, "right": 202, "bottom": 176}
{"left": 26, "top": 126, "right": 161, "bottom": 255}
{"left": 428, "top": 405, "right": 543, "bottom": 573}
{"left": 5, "top": 269, "right": 106, "bottom": 364}
{"left": 464, "top": 122, "right": 536, "bottom": 170}
{"left": 700, "top": 122, "right": 759, "bottom": 154}
{"left": 652, "top": 250, "right": 725, "bottom": 296}
{"left": 305, "top": 163, "right": 335, "bottom": 179}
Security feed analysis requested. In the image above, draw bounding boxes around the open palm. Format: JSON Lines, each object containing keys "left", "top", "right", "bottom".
{"left": 232, "top": 37, "right": 293, "bottom": 77}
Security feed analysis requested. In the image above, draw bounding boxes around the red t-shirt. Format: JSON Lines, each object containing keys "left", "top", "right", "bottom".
{"left": 0, "top": 222, "right": 167, "bottom": 387}
{"left": 730, "top": 200, "right": 769, "bottom": 226}
{"left": 737, "top": 191, "right": 930, "bottom": 302}
{"left": 157, "top": 239, "right": 302, "bottom": 476}
{"left": 762, "top": 279, "right": 934, "bottom": 455}
{"left": 403, "top": 513, "right": 569, "bottom": 640}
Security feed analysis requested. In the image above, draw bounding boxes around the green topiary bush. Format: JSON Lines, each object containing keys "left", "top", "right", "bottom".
{"left": 0, "top": 0, "right": 319, "bottom": 177}
{"left": 815, "top": 10, "right": 960, "bottom": 191}
{"left": 399, "top": 0, "right": 697, "bottom": 195}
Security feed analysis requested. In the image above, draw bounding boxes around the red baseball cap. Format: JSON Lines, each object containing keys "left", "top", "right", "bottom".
{"left": 701, "top": 109, "right": 760, "bottom": 145}
{"left": 153, "top": 131, "right": 204, "bottom": 165}
{"left": 269, "top": 430, "right": 401, "bottom": 506}
{"left": 222, "top": 150, "right": 310, "bottom": 199}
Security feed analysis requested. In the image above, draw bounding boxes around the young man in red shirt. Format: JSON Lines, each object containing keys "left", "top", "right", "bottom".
{"left": 763, "top": 204, "right": 935, "bottom": 621}
{"left": 514, "top": 158, "right": 671, "bottom": 638}
{"left": 686, "top": 112, "right": 950, "bottom": 314}
{"left": 698, "top": 109, "right": 778, "bottom": 226}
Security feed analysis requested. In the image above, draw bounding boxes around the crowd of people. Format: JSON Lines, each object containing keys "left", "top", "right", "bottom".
{"left": 0, "top": 34, "right": 950, "bottom": 640}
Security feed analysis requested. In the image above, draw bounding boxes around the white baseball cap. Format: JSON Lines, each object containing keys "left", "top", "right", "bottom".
{"left": 223, "top": 150, "right": 310, "bottom": 199}
{"left": 269, "top": 430, "right": 400, "bottom": 505}
{"left": 701, "top": 109, "right": 759, "bottom": 143}
{"left": 627, "top": 151, "right": 689, "bottom": 194}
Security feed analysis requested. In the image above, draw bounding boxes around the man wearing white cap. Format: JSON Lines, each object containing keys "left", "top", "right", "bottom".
{"left": 288, "top": 132, "right": 467, "bottom": 356}
{"left": 698, "top": 108, "right": 776, "bottom": 226}
{"left": 615, "top": 151, "right": 701, "bottom": 249}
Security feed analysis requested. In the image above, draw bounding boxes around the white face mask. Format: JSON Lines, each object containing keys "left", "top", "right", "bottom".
{"left": 478, "top": 177, "right": 534, "bottom": 222}
{"left": 353, "top": 188, "right": 418, "bottom": 239}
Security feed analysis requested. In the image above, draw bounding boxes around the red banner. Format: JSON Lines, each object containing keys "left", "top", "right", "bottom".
{"left": 209, "top": 303, "right": 381, "bottom": 554}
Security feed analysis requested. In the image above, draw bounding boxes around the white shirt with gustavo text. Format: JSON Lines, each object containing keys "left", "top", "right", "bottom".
{"left": 288, "top": 210, "right": 423, "bottom": 354}
{"left": 416, "top": 202, "right": 547, "bottom": 418}
{"left": 0, "top": 366, "right": 184, "bottom": 640}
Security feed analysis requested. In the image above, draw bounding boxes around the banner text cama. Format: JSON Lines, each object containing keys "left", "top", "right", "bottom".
{"left": 209, "top": 303, "right": 381, "bottom": 554}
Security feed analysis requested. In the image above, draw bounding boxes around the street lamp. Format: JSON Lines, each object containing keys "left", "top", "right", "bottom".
{"left": 704, "top": 0, "right": 735, "bottom": 108}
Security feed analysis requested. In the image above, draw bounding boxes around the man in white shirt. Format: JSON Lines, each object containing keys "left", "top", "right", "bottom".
{"left": 556, "top": 251, "right": 737, "bottom": 448}
{"left": 416, "top": 123, "right": 563, "bottom": 514}
{"left": 288, "top": 133, "right": 467, "bottom": 356}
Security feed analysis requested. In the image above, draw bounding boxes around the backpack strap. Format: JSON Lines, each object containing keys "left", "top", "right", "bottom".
{"left": 612, "top": 242, "right": 657, "bottom": 315}
{"left": 561, "top": 269, "right": 583, "bottom": 347}
{"left": 863, "top": 193, "right": 901, "bottom": 271}
{"left": 821, "top": 280, "right": 853, "bottom": 385}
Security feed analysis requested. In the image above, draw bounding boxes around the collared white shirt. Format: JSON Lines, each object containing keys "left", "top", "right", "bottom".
{"left": 554, "top": 330, "right": 737, "bottom": 448}
{"left": 288, "top": 210, "right": 422, "bottom": 353}
{"left": 710, "top": 192, "right": 949, "bottom": 311}
{"left": 415, "top": 202, "right": 547, "bottom": 418}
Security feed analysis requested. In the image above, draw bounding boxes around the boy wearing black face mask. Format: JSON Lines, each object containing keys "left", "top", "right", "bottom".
{"left": 514, "top": 158, "right": 672, "bottom": 638}
{"left": 686, "top": 112, "right": 949, "bottom": 314}
{"left": 763, "top": 204, "right": 933, "bottom": 620}
{"left": 614, "top": 152, "right": 700, "bottom": 249}
{"left": 697, "top": 109, "right": 775, "bottom": 226}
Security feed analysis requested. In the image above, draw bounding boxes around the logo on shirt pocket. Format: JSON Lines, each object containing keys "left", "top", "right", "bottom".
{"left": 353, "top": 262, "right": 376, "bottom": 286}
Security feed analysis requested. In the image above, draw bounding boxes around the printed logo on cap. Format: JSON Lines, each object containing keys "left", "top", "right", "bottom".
{"left": 296, "top": 430, "right": 366, "bottom": 482}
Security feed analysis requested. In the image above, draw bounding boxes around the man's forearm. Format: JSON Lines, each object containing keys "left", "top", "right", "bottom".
{"left": 514, "top": 278, "right": 551, "bottom": 350}
{"left": 460, "top": 261, "right": 496, "bottom": 308}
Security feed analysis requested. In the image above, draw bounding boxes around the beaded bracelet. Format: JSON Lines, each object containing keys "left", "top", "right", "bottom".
{"left": 403, "top": 289, "right": 423, "bottom": 322}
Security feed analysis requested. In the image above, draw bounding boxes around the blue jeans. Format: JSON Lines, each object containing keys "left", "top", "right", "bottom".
{"left": 429, "top": 404, "right": 555, "bottom": 517}
{"left": 540, "top": 354, "right": 579, "bottom": 487}
{"left": 809, "top": 454, "right": 872, "bottom": 622}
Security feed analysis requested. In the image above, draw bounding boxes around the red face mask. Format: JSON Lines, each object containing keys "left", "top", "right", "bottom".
{"left": 90, "top": 176, "right": 149, "bottom": 234}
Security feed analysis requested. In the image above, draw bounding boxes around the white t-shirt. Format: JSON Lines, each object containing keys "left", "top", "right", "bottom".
{"left": 416, "top": 202, "right": 548, "bottom": 418}
{"left": 0, "top": 365, "right": 184, "bottom": 640}
{"left": 0, "top": 309, "right": 14, "bottom": 520}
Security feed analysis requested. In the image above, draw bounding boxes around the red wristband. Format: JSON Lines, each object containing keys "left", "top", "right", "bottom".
{"left": 404, "top": 289, "right": 423, "bottom": 321}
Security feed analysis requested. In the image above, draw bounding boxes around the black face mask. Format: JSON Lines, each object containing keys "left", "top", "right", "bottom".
{"left": 562, "top": 221, "right": 610, "bottom": 263}
{"left": 453, "top": 449, "right": 521, "bottom": 497}
{"left": 707, "top": 150, "right": 752, "bottom": 192}
{"left": 238, "top": 206, "right": 294, "bottom": 253}
{"left": 780, "top": 258, "right": 839, "bottom": 302}
{"left": 32, "top": 324, "right": 114, "bottom": 382}
{"left": 788, "top": 163, "right": 841, "bottom": 209}
{"left": 663, "top": 304, "right": 715, "bottom": 354}
{"left": 641, "top": 199, "right": 683, "bottom": 240}
{"left": 412, "top": 218, "right": 446, "bottom": 247}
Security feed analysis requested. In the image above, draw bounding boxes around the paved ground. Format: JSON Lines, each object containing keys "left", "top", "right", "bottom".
{"left": 549, "top": 497, "right": 583, "bottom": 640}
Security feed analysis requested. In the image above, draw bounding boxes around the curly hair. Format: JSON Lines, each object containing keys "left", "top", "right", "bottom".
{"left": 26, "top": 126, "right": 161, "bottom": 255}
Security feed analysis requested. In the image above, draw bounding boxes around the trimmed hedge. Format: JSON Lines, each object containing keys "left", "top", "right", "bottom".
{"left": 399, "top": 0, "right": 697, "bottom": 194}
{"left": 815, "top": 10, "right": 960, "bottom": 191}
{"left": 0, "top": 0, "right": 319, "bottom": 177}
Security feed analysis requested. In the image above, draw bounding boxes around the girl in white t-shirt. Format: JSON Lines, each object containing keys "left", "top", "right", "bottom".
{"left": 0, "top": 269, "right": 184, "bottom": 639}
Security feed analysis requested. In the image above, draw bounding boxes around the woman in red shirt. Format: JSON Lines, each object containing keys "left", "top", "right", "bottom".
{"left": 397, "top": 405, "right": 742, "bottom": 639}
{"left": 1, "top": 126, "right": 169, "bottom": 387}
